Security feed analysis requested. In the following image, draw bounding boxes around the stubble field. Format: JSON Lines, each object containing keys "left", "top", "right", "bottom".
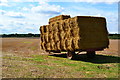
{"left": 1, "top": 38, "right": 120, "bottom": 78}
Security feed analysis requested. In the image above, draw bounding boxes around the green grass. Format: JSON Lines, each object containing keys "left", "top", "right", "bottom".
{"left": 3, "top": 54, "right": 120, "bottom": 78}
{"left": 30, "top": 54, "right": 119, "bottom": 78}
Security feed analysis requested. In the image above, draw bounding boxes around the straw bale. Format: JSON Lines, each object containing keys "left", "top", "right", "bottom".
{"left": 44, "top": 33, "right": 49, "bottom": 43}
{"left": 40, "top": 43, "right": 43, "bottom": 50}
{"left": 42, "top": 25, "right": 48, "bottom": 34}
{"left": 65, "top": 38, "right": 73, "bottom": 51}
{"left": 46, "top": 42, "right": 51, "bottom": 50}
{"left": 50, "top": 39, "right": 56, "bottom": 50}
{"left": 79, "top": 41, "right": 108, "bottom": 50}
{"left": 48, "top": 31, "right": 53, "bottom": 40}
{"left": 40, "top": 15, "right": 109, "bottom": 51}
{"left": 62, "top": 21, "right": 68, "bottom": 31}
{"left": 64, "top": 29, "right": 71, "bottom": 39}
{"left": 53, "top": 22, "right": 59, "bottom": 32}
{"left": 52, "top": 23, "right": 56, "bottom": 31}
{"left": 46, "top": 25, "right": 49, "bottom": 32}
{"left": 40, "top": 35, "right": 44, "bottom": 42}
{"left": 66, "top": 18, "right": 71, "bottom": 27}
{"left": 59, "top": 31, "right": 65, "bottom": 40}
{"left": 49, "top": 15, "right": 71, "bottom": 24}
{"left": 56, "top": 41, "right": 61, "bottom": 50}
{"left": 60, "top": 39, "right": 66, "bottom": 50}
{"left": 58, "top": 21, "right": 64, "bottom": 31}
{"left": 40, "top": 26, "right": 44, "bottom": 34}
{"left": 41, "top": 42, "right": 46, "bottom": 50}
{"left": 69, "top": 18, "right": 78, "bottom": 28}
{"left": 71, "top": 28, "right": 79, "bottom": 37}
{"left": 41, "top": 35, "right": 45, "bottom": 42}
{"left": 76, "top": 16, "right": 109, "bottom": 49}
{"left": 48, "top": 23, "right": 53, "bottom": 32}
{"left": 48, "top": 34, "right": 53, "bottom": 41}
{"left": 72, "top": 37, "right": 80, "bottom": 50}
{"left": 53, "top": 32, "right": 59, "bottom": 42}
{"left": 54, "top": 43, "right": 57, "bottom": 51}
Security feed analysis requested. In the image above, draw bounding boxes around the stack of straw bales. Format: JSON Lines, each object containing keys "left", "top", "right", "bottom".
{"left": 40, "top": 15, "right": 109, "bottom": 51}
{"left": 49, "top": 15, "right": 71, "bottom": 24}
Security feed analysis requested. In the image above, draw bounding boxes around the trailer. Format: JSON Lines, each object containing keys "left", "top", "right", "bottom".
{"left": 40, "top": 15, "right": 109, "bottom": 59}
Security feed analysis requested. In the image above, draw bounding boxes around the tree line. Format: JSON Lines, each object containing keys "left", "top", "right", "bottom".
{"left": 0, "top": 33, "right": 120, "bottom": 39}
{"left": 1, "top": 33, "right": 40, "bottom": 37}
{"left": 108, "top": 34, "right": 120, "bottom": 39}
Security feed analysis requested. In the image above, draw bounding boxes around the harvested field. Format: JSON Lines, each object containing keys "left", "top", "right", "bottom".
{"left": 1, "top": 38, "right": 120, "bottom": 78}
{"left": 1, "top": 38, "right": 118, "bottom": 56}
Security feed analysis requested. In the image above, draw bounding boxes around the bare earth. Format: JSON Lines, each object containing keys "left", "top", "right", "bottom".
{"left": 1, "top": 38, "right": 119, "bottom": 78}
{"left": 1, "top": 38, "right": 119, "bottom": 56}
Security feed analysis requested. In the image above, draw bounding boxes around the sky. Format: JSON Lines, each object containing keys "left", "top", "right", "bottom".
{"left": 0, "top": 0, "right": 119, "bottom": 34}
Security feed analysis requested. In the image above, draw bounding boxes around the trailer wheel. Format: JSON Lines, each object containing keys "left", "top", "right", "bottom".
{"left": 47, "top": 50, "right": 52, "bottom": 54}
{"left": 86, "top": 51, "right": 96, "bottom": 58}
{"left": 67, "top": 51, "right": 76, "bottom": 59}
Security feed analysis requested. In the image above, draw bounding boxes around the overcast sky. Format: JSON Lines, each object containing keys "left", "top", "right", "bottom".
{"left": 0, "top": 0, "right": 119, "bottom": 34}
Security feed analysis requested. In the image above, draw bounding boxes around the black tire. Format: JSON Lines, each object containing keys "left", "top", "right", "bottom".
{"left": 52, "top": 51, "right": 61, "bottom": 53}
{"left": 67, "top": 51, "right": 76, "bottom": 59}
{"left": 86, "top": 51, "right": 96, "bottom": 58}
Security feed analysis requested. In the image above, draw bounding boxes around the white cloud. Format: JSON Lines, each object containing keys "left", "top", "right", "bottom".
{"left": 0, "top": 0, "right": 9, "bottom": 7}
{"left": 22, "top": 7, "right": 30, "bottom": 11}
{"left": 74, "top": 0, "right": 119, "bottom": 3}
{"left": 12, "top": 0, "right": 21, "bottom": 2}
{"left": 60, "top": 3, "right": 118, "bottom": 33}
{"left": 31, "top": 3, "right": 64, "bottom": 15}
{"left": 0, "top": 0, "right": 8, "bottom": 2}
{"left": 4, "top": 11, "right": 25, "bottom": 18}
{"left": 0, "top": 9, "right": 50, "bottom": 34}
{"left": 4, "top": 0, "right": 119, "bottom": 4}
{"left": 0, "top": 10, "right": 6, "bottom": 15}
{"left": 0, "top": 2, "right": 9, "bottom": 6}
{"left": 0, "top": 1, "right": 118, "bottom": 34}
{"left": 9, "top": 0, "right": 50, "bottom": 2}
